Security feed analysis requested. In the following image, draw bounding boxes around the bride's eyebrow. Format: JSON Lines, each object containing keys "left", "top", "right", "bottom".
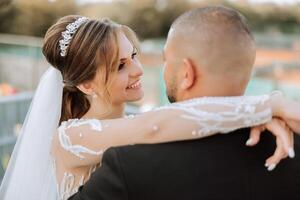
{"left": 119, "top": 47, "right": 135, "bottom": 62}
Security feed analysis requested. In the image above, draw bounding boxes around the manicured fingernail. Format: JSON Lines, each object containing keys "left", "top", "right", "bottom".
{"left": 246, "top": 139, "right": 253, "bottom": 146}
{"left": 265, "top": 163, "right": 269, "bottom": 167}
{"left": 267, "top": 164, "right": 276, "bottom": 171}
{"left": 288, "top": 148, "right": 295, "bottom": 158}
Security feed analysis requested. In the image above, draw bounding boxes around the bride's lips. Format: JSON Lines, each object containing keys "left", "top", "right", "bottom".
{"left": 126, "top": 80, "right": 142, "bottom": 90}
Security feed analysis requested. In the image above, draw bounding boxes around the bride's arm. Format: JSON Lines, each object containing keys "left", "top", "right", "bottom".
{"left": 52, "top": 94, "right": 278, "bottom": 168}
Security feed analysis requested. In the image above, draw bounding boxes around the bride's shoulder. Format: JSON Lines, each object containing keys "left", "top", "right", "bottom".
{"left": 58, "top": 118, "right": 102, "bottom": 132}
{"left": 51, "top": 118, "right": 103, "bottom": 152}
{"left": 54, "top": 118, "right": 103, "bottom": 140}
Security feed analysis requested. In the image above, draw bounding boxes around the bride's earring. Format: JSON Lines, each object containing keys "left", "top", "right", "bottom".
{"left": 92, "top": 91, "right": 98, "bottom": 99}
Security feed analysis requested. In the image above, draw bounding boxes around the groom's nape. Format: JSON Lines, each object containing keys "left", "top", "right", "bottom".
{"left": 163, "top": 6, "right": 256, "bottom": 102}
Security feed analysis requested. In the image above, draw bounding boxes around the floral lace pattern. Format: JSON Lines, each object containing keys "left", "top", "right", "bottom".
{"left": 155, "top": 95, "right": 271, "bottom": 136}
{"left": 58, "top": 119, "right": 104, "bottom": 160}
{"left": 52, "top": 95, "right": 273, "bottom": 200}
{"left": 53, "top": 159, "right": 97, "bottom": 200}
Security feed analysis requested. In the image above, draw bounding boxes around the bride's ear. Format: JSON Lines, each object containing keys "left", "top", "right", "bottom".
{"left": 180, "top": 58, "right": 196, "bottom": 90}
{"left": 76, "top": 82, "right": 94, "bottom": 96}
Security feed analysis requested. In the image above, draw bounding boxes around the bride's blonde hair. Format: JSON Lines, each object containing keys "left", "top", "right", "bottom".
{"left": 42, "top": 15, "right": 139, "bottom": 124}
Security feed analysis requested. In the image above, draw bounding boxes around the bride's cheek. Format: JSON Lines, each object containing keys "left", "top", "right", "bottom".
{"left": 112, "top": 73, "right": 129, "bottom": 96}
{"left": 114, "top": 72, "right": 126, "bottom": 89}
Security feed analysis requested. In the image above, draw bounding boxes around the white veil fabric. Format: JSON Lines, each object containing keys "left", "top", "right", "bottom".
{"left": 0, "top": 67, "right": 63, "bottom": 200}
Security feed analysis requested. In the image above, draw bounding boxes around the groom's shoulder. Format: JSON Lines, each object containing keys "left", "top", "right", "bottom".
{"left": 103, "top": 127, "right": 300, "bottom": 167}
{"left": 104, "top": 128, "right": 252, "bottom": 163}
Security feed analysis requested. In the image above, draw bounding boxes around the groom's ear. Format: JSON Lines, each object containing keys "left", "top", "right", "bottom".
{"left": 180, "top": 58, "right": 196, "bottom": 90}
{"left": 76, "top": 82, "right": 94, "bottom": 96}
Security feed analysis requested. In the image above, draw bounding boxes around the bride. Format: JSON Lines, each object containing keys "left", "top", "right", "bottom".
{"left": 0, "top": 15, "right": 300, "bottom": 200}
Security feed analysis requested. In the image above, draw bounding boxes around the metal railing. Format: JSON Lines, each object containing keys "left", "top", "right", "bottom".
{"left": 0, "top": 91, "right": 33, "bottom": 181}
{"left": 0, "top": 32, "right": 300, "bottom": 183}
{"left": 0, "top": 91, "right": 140, "bottom": 183}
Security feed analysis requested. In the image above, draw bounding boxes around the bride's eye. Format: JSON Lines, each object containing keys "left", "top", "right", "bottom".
{"left": 118, "top": 63, "right": 125, "bottom": 71}
{"left": 131, "top": 52, "right": 137, "bottom": 59}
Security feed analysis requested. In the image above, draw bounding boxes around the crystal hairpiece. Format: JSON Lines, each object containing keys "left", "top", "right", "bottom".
{"left": 59, "top": 17, "right": 89, "bottom": 57}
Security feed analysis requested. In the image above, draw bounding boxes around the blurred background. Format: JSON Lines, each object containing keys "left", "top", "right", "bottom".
{"left": 0, "top": 0, "right": 300, "bottom": 183}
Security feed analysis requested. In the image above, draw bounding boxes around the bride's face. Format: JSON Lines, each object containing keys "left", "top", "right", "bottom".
{"left": 106, "top": 31, "right": 144, "bottom": 104}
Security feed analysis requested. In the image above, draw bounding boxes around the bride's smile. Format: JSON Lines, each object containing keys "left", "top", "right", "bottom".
{"left": 2, "top": 7, "right": 300, "bottom": 200}
{"left": 126, "top": 79, "right": 142, "bottom": 90}
{"left": 108, "top": 30, "right": 144, "bottom": 104}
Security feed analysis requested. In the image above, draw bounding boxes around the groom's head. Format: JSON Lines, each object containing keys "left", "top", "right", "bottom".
{"left": 163, "top": 6, "right": 256, "bottom": 103}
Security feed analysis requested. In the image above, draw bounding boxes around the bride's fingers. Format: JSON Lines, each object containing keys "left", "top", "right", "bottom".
{"left": 247, "top": 118, "right": 295, "bottom": 171}
{"left": 279, "top": 96, "right": 300, "bottom": 134}
{"left": 265, "top": 118, "right": 294, "bottom": 158}
{"left": 247, "top": 126, "right": 264, "bottom": 146}
{"left": 265, "top": 139, "right": 287, "bottom": 171}
{"left": 289, "top": 129, "right": 295, "bottom": 158}
{"left": 279, "top": 120, "right": 295, "bottom": 158}
{"left": 286, "top": 120, "right": 300, "bottom": 135}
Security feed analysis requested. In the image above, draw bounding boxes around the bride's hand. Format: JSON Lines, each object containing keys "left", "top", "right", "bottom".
{"left": 247, "top": 118, "right": 294, "bottom": 171}
{"left": 271, "top": 91, "right": 300, "bottom": 134}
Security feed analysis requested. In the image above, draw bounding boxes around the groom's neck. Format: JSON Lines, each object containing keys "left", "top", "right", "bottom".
{"left": 178, "top": 81, "right": 247, "bottom": 102}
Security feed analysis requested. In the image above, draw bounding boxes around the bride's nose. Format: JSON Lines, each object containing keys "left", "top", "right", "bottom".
{"left": 130, "top": 59, "right": 143, "bottom": 77}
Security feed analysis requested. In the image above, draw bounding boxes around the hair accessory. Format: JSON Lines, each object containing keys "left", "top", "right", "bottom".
{"left": 59, "top": 17, "right": 89, "bottom": 57}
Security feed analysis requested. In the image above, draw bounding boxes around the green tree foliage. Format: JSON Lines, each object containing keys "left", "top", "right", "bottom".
{"left": 0, "top": 0, "right": 12, "bottom": 7}
{"left": 79, "top": 0, "right": 191, "bottom": 38}
{"left": 0, "top": 0, "right": 78, "bottom": 37}
{"left": 122, "top": 0, "right": 191, "bottom": 38}
{"left": 228, "top": 2, "right": 300, "bottom": 34}
{"left": 0, "top": 0, "right": 300, "bottom": 38}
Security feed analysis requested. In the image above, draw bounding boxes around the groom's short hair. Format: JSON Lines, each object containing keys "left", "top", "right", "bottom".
{"left": 169, "top": 6, "right": 256, "bottom": 81}
{"left": 171, "top": 6, "right": 253, "bottom": 40}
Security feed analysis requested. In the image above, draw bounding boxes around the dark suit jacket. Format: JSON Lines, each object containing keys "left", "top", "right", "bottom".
{"left": 69, "top": 128, "right": 300, "bottom": 200}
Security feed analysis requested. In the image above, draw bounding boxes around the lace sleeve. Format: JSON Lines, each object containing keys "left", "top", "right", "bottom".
{"left": 51, "top": 94, "right": 272, "bottom": 168}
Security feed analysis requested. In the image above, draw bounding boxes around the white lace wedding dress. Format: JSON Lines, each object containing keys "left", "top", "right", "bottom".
{"left": 51, "top": 95, "right": 272, "bottom": 200}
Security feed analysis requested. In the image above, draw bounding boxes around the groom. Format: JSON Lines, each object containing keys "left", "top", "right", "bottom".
{"left": 69, "top": 6, "right": 300, "bottom": 200}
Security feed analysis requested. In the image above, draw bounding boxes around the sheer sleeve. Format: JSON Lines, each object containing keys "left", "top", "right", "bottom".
{"left": 51, "top": 94, "right": 272, "bottom": 168}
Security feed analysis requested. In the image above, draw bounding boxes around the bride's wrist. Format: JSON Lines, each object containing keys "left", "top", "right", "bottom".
{"left": 270, "top": 91, "right": 284, "bottom": 117}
